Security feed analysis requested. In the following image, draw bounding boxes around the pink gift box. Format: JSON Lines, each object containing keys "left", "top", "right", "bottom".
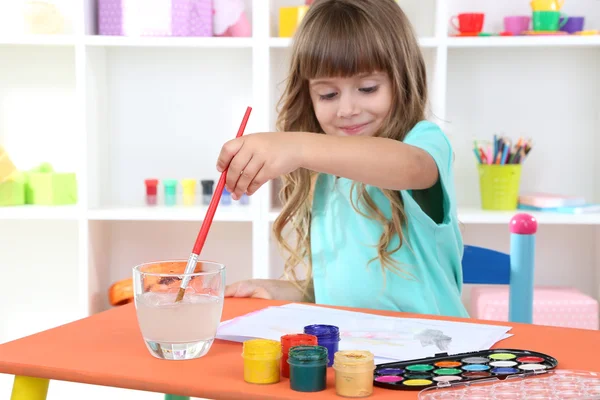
{"left": 470, "top": 286, "right": 599, "bottom": 330}
{"left": 98, "top": 0, "right": 213, "bottom": 37}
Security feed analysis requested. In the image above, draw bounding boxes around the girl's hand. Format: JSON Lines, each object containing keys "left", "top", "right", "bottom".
{"left": 216, "top": 132, "right": 306, "bottom": 200}
{"left": 225, "top": 280, "right": 273, "bottom": 299}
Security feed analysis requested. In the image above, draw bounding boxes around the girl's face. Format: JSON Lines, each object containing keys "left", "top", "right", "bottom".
{"left": 308, "top": 72, "right": 392, "bottom": 137}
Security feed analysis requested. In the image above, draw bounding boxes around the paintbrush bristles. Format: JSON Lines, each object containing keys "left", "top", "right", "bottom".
{"left": 175, "top": 288, "right": 186, "bottom": 303}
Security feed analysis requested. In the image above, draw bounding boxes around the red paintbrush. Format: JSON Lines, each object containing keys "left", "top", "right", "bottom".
{"left": 175, "top": 106, "right": 252, "bottom": 302}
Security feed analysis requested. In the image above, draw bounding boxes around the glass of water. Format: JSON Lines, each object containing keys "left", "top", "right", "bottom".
{"left": 132, "top": 260, "right": 225, "bottom": 360}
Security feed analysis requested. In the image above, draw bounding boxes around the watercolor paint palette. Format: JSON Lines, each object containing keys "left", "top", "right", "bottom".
{"left": 373, "top": 348, "right": 558, "bottom": 391}
{"left": 418, "top": 369, "right": 600, "bottom": 399}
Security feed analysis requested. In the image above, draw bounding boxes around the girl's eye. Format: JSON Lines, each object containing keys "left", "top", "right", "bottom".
{"left": 359, "top": 85, "right": 379, "bottom": 94}
{"left": 319, "top": 92, "right": 337, "bottom": 101}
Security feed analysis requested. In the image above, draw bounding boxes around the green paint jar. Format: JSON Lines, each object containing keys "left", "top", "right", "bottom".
{"left": 287, "top": 345, "right": 328, "bottom": 392}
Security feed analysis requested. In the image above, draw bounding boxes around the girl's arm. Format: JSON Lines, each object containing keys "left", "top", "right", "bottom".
{"left": 225, "top": 278, "right": 315, "bottom": 303}
{"left": 298, "top": 133, "right": 439, "bottom": 191}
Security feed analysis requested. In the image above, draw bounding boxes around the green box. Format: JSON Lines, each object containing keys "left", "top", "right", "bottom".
{"left": 24, "top": 163, "right": 78, "bottom": 205}
{"left": 0, "top": 172, "right": 26, "bottom": 206}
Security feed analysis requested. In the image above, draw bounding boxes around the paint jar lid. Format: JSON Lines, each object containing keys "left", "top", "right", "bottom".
{"left": 333, "top": 350, "right": 375, "bottom": 372}
{"left": 144, "top": 179, "right": 158, "bottom": 195}
{"left": 180, "top": 179, "right": 196, "bottom": 194}
{"left": 242, "top": 339, "right": 281, "bottom": 360}
{"left": 200, "top": 180, "right": 214, "bottom": 194}
{"left": 304, "top": 324, "right": 340, "bottom": 341}
{"left": 287, "top": 345, "right": 328, "bottom": 366}
{"left": 163, "top": 179, "right": 177, "bottom": 195}
{"left": 281, "top": 333, "right": 318, "bottom": 350}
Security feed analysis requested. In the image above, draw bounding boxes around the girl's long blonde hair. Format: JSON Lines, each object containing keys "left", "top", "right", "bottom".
{"left": 272, "top": 0, "right": 428, "bottom": 297}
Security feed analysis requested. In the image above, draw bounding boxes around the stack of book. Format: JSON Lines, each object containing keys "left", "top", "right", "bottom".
{"left": 518, "top": 193, "right": 600, "bottom": 214}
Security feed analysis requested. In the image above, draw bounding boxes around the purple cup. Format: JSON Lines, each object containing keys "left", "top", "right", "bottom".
{"left": 560, "top": 16, "right": 584, "bottom": 34}
{"left": 504, "top": 16, "right": 531, "bottom": 36}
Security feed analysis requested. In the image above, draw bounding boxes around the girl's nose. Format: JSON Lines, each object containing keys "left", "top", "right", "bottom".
{"left": 336, "top": 92, "right": 359, "bottom": 118}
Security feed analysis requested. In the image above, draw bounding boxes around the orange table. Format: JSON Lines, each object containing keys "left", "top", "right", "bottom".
{"left": 1, "top": 298, "right": 599, "bottom": 399}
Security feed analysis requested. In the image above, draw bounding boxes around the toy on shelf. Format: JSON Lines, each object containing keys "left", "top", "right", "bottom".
{"left": 213, "top": 0, "right": 252, "bottom": 37}
{"left": 449, "top": 12, "right": 485, "bottom": 36}
{"left": 25, "top": 163, "right": 77, "bottom": 205}
{"left": 279, "top": 6, "right": 310, "bottom": 38}
{"left": 452, "top": 0, "right": 597, "bottom": 37}
{"left": 98, "top": 0, "right": 213, "bottom": 37}
{"left": 0, "top": 172, "right": 26, "bottom": 207}
{"left": 23, "top": 0, "right": 65, "bottom": 34}
{"left": 0, "top": 146, "right": 17, "bottom": 184}
{"left": 473, "top": 136, "right": 534, "bottom": 211}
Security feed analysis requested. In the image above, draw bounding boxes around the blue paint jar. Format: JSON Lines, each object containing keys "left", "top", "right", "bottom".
{"left": 303, "top": 324, "right": 340, "bottom": 367}
{"left": 221, "top": 188, "right": 232, "bottom": 205}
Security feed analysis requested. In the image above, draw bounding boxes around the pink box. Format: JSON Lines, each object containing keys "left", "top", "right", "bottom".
{"left": 98, "top": 0, "right": 213, "bottom": 37}
{"left": 470, "top": 286, "right": 599, "bottom": 330}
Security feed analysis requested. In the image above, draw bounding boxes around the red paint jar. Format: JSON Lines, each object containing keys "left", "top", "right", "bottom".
{"left": 281, "top": 334, "right": 318, "bottom": 378}
{"left": 144, "top": 179, "right": 158, "bottom": 205}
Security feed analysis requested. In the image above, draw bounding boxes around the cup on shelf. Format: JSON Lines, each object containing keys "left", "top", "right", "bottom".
{"left": 560, "top": 16, "right": 585, "bottom": 34}
{"left": 449, "top": 13, "right": 485, "bottom": 35}
{"left": 532, "top": 11, "right": 568, "bottom": 32}
{"left": 503, "top": 16, "right": 531, "bottom": 36}
{"left": 132, "top": 260, "right": 225, "bottom": 360}
{"left": 144, "top": 179, "right": 158, "bottom": 206}
{"left": 477, "top": 164, "right": 522, "bottom": 211}
{"left": 530, "top": 0, "right": 565, "bottom": 11}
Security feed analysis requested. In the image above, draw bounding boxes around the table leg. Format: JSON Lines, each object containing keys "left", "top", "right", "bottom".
{"left": 164, "top": 395, "right": 189, "bottom": 400}
{"left": 10, "top": 376, "right": 49, "bottom": 400}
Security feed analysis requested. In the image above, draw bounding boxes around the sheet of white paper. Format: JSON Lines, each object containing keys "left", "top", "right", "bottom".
{"left": 217, "top": 303, "right": 513, "bottom": 362}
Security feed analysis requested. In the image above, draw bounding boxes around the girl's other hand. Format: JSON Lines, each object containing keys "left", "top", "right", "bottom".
{"left": 224, "top": 280, "right": 273, "bottom": 299}
{"left": 216, "top": 132, "right": 307, "bottom": 200}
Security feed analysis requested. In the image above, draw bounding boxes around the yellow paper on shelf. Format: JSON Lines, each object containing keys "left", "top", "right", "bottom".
{"left": 0, "top": 146, "right": 17, "bottom": 184}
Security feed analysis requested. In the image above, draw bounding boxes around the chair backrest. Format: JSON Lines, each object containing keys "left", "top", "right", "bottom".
{"left": 461, "top": 213, "right": 538, "bottom": 324}
{"left": 462, "top": 245, "right": 510, "bottom": 285}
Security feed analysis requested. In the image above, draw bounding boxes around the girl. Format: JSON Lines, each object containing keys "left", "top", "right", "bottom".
{"left": 217, "top": 0, "right": 469, "bottom": 318}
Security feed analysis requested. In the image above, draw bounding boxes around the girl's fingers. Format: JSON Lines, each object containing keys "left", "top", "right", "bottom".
{"left": 217, "top": 138, "right": 244, "bottom": 173}
{"left": 234, "top": 158, "right": 264, "bottom": 199}
{"left": 226, "top": 149, "right": 252, "bottom": 192}
{"left": 246, "top": 166, "right": 268, "bottom": 196}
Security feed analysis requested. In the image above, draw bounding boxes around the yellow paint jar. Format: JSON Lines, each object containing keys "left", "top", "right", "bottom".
{"left": 333, "top": 350, "right": 375, "bottom": 398}
{"left": 180, "top": 179, "right": 196, "bottom": 206}
{"left": 242, "top": 339, "right": 282, "bottom": 384}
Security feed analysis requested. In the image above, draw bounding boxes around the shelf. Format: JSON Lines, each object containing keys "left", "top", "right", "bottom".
{"left": 446, "top": 35, "right": 600, "bottom": 48}
{"left": 84, "top": 35, "right": 254, "bottom": 48}
{"left": 268, "top": 208, "right": 600, "bottom": 225}
{"left": 0, "top": 34, "right": 76, "bottom": 46}
{"left": 0, "top": 205, "right": 81, "bottom": 220}
{"left": 269, "top": 37, "right": 439, "bottom": 48}
{"left": 460, "top": 208, "right": 600, "bottom": 225}
{"left": 87, "top": 206, "right": 255, "bottom": 222}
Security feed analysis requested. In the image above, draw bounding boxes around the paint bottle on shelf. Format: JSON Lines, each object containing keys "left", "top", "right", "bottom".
{"left": 221, "top": 187, "right": 232, "bottom": 205}
{"left": 240, "top": 193, "right": 250, "bottom": 205}
{"left": 181, "top": 179, "right": 196, "bottom": 206}
{"left": 303, "top": 324, "right": 340, "bottom": 367}
{"left": 144, "top": 179, "right": 158, "bottom": 206}
{"left": 200, "top": 179, "right": 214, "bottom": 205}
{"left": 163, "top": 179, "right": 177, "bottom": 206}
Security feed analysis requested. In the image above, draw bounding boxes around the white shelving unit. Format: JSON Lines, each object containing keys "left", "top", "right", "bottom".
{"left": 1, "top": 0, "right": 599, "bottom": 398}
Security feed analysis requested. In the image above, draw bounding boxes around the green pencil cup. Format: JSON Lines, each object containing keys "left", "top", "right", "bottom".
{"left": 477, "top": 164, "right": 522, "bottom": 211}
